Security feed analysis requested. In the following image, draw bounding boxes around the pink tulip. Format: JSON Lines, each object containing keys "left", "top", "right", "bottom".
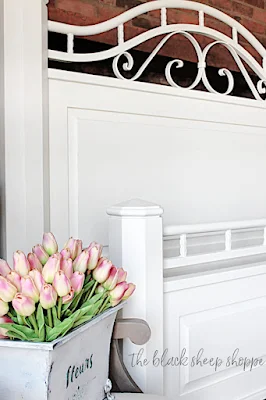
{"left": 29, "top": 269, "right": 45, "bottom": 292}
{"left": 6, "top": 271, "right": 21, "bottom": 291}
{"left": 61, "top": 248, "right": 71, "bottom": 260}
{"left": 21, "top": 276, "right": 39, "bottom": 303}
{"left": 60, "top": 258, "right": 73, "bottom": 279}
{"left": 42, "top": 253, "right": 61, "bottom": 283}
{"left": 64, "top": 238, "right": 79, "bottom": 260}
{"left": 122, "top": 283, "right": 136, "bottom": 300}
{"left": 103, "top": 266, "right": 119, "bottom": 291}
{"left": 13, "top": 251, "right": 30, "bottom": 277}
{"left": 0, "top": 316, "right": 13, "bottom": 338}
{"left": 0, "top": 259, "right": 11, "bottom": 277}
{"left": 117, "top": 268, "right": 127, "bottom": 284}
{"left": 0, "top": 299, "right": 9, "bottom": 317}
{"left": 62, "top": 288, "right": 75, "bottom": 305}
{"left": 73, "top": 250, "right": 90, "bottom": 273}
{"left": 92, "top": 258, "right": 112, "bottom": 284}
{"left": 109, "top": 282, "right": 129, "bottom": 307}
{"left": 39, "top": 284, "right": 57, "bottom": 309}
{"left": 32, "top": 245, "right": 49, "bottom": 265}
{"left": 42, "top": 232, "right": 58, "bottom": 256}
{"left": 53, "top": 271, "right": 71, "bottom": 297}
{"left": 76, "top": 240, "right": 83, "bottom": 258}
{"left": 87, "top": 243, "right": 102, "bottom": 271}
{"left": 0, "top": 276, "right": 17, "bottom": 302}
{"left": 70, "top": 272, "right": 85, "bottom": 294}
{"left": 12, "top": 294, "right": 35, "bottom": 317}
{"left": 27, "top": 253, "right": 42, "bottom": 273}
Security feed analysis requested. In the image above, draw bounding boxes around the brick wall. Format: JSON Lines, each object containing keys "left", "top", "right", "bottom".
{"left": 48, "top": 0, "right": 266, "bottom": 70}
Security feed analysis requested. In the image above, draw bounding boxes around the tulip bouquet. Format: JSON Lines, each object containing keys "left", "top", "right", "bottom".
{"left": 0, "top": 234, "right": 135, "bottom": 342}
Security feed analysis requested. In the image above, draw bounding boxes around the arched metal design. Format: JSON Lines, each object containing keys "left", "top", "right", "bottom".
{"left": 48, "top": 0, "right": 266, "bottom": 100}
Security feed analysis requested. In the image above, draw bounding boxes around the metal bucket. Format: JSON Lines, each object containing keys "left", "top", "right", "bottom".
{"left": 0, "top": 304, "right": 123, "bottom": 400}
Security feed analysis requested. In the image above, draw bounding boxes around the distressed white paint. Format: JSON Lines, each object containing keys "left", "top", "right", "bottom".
{"left": 0, "top": 0, "right": 49, "bottom": 261}
{"left": 0, "top": 306, "right": 121, "bottom": 400}
{"left": 108, "top": 199, "right": 164, "bottom": 395}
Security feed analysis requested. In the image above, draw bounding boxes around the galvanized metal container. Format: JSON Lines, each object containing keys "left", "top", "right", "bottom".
{"left": 0, "top": 304, "right": 123, "bottom": 400}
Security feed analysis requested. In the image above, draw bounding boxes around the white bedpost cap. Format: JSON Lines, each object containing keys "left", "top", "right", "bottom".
{"left": 107, "top": 198, "right": 164, "bottom": 217}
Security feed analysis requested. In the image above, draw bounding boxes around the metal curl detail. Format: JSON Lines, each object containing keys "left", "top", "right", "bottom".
{"left": 112, "top": 33, "right": 266, "bottom": 100}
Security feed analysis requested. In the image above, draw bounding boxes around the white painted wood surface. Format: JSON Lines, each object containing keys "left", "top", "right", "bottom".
{"left": 0, "top": 0, "right": 49, "bottom": 262}
{"left": 48, "top": 69, "right": 266, "bottom": 250}
{"left": 108, "top": 199, "right": 164, "bottom": 395}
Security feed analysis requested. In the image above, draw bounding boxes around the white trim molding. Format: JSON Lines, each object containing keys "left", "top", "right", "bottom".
{"left": 0, "top": 0, "right": 49, "bottom": 261}
{"left": 48, "top": 0, "right": 266, "bottom": 100}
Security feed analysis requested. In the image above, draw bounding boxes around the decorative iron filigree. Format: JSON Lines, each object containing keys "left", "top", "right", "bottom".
{"left": 48, "top": 0, "right": 266, "bottom": 100}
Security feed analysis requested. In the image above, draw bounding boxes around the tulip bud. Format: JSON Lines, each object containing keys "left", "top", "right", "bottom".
{"left": 13, "top": 251, "right": 30, "bottom": 277}
{"left": 12, "top": 294, "right": 35, "bottom": 317}
{"left": 62, "top": 288, "right": 75, "bottom": 305}
{"left": 0, "top": 276, "right": 17, "bottom": 302}
{"left": 32, "top": 245, "right": 49, "bottom": 265}
{"left": 95, "top": 284, "right": 105, "bottom": 294}
{"left": 53, "top": 271, "right": 71, "bottom": 297}
{"left": 39, "top": 284, "right": 57, "bottom": 310}
{"left": 0, "top": 316, "right": 13, "bottom": 338}
{"left": 29, "top": 269, "right": 45, "bottom": 292}
{"left": 0, "top": 259, "right": 11, "bottom": 277}
{"left": 61, "top": 248, "right": 71, "bottom": 260}
{"left": 73, "top": 250, "right": 90, "bottom": 273}
{"left": 92, "top": 258, "right": 112, "bottom": 284}
{"left": 117, "top": 268, "right": 127, "bottom": 284}
{"left": 0, "top": 299, "right": 9, "bottom": 317}
{"left": 21, "top": 276, "right": 40, "bottom": 303}
{"left": 122, "top": 283, "right": 136, "bottom": 300}
{"left": 27, "top": 253, "right": 42, "bottom": 273}
{"left": 76, "top": 240, "right": 83, "bottom": 258}
{"left": 87, "top": 243, "right": 102, "bottom": 271}
{"left": 6, "top": 271, "right": 21, "bottom": 291}
{"left": 103, "top": 266, "right": 119, "bottom": 291}
{"left": 109, "top": 282, "right": 129, "bottom": 307}
{"left": 42, "top": 253, "right": 61, "bottom": 283}
{"left": 60, "top": 258, "right": 73, "bottom": 280}
{"left": 70, "top": 272, "right": 85, "bottom": 294}
{"left": 42, "top": 232, "right": 58, "bottom": 256}
{"left": 64, "top": 238, "right": 79, "bottom": 260}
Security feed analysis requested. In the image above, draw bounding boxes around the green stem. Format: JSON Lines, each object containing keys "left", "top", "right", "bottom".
{"left": 47, "top": 309, "right": 53, "bottom": 328}
{"left": 87, "top": 280, "right": 98, "bottom": 302}
{"left": 98, "top": 296, "right": 110, "bottom": 315}
{"left": 57, "top": 297, "right": 62, "bottom": 320}
{"left": 29, "top": 314, "right": 39, "bottom": 336}
{"left": 8, "top": 312, "right": 15, "bottom": 321}
{"left": 85, "top": 275, "right": 91, "bottom": 284}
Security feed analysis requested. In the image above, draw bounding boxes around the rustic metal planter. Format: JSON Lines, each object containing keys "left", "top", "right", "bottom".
{"left": 0, "top": 304, "right": 123, "bottom": 400}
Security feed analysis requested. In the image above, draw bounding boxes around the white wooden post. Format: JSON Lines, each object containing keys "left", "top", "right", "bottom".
{"left": 107, "top": 199, "right": 164, "bottom": 395}
{"left": 0, "top": 0, "right": 49, "bottom": 261}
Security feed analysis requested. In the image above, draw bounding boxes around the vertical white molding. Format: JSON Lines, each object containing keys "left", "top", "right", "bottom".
{"left": 225, "top": 229, "right": 232, "bottom": 251}
{"left": 107, "top": 199, "right": 164, "bottom": 395}
{"left": 180, "top": 233, "right": 187, "bottom": 257}
{"left": 1, "top": 0, "right": 49, "bottom": 261}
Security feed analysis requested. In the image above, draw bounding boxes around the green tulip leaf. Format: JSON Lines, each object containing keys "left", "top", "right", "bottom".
{"left": 83, "top": 279, "right": 95, "bottom": 292}
{"left": 36, "top": 304, "right": 45, "bottom": 341}
{"left": 46, "top": 310, "right": 81, "bottom": 342}
{"left": 81, "top": 293, "right": 104, "bottom": 309}
{"left": 6, "top": 331, "right": 25, "bottom": 341}
{"left": 73, "top": 315, "right": 93, "bottom": 328}
{"left": 52, "top": 306, "right": 60, "bottom": 327}
{"left": 69, "top": 291, "right": 84, "bottom": 312}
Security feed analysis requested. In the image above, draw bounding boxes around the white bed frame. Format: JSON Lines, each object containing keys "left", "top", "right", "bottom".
{"left": 1, "top": 1, "right": 266, "bottom": 399}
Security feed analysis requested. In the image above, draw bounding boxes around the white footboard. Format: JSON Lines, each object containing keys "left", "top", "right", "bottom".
{"left": 108, "top": 200, "right": 266, "bottom": 400}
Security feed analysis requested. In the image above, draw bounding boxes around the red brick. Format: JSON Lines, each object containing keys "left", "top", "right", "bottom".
{"left": 210, "top": 0, "right": 232, "bottom": 11}
{"left": 253, "top": 7, "right": 266, "bottom": 23}
{"left": 132, "top": 16, "right": 159, "bottom": 29}
{"left": 98, "top": 0, "right": 116, "bottom": 5}
{"left": 241, "top": 0, "right": 264, "bottom": 8}
{"left": 241, "top": 17, "right": 266, "bottom": 33}
{"left": 205, "top": 15, "right": 232, "bottom": 36}
{"left": 95, "top": 4, "right": 121, "bottom": 22}
{"left": 167, "top": 9, "right": 199, "bottom": 24}
{"left": 232, "top": 1, "right": 254, "bottom": 17}
{"left": 55, "top": 0, "right": 96, "bottom": 17}
{"left": 48, "top": 6, "right": 95, "bottom": 25}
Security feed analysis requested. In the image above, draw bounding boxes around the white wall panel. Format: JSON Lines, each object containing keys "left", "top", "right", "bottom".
{"left": 49, "top": 69, "right": 266, "bottom": 247}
